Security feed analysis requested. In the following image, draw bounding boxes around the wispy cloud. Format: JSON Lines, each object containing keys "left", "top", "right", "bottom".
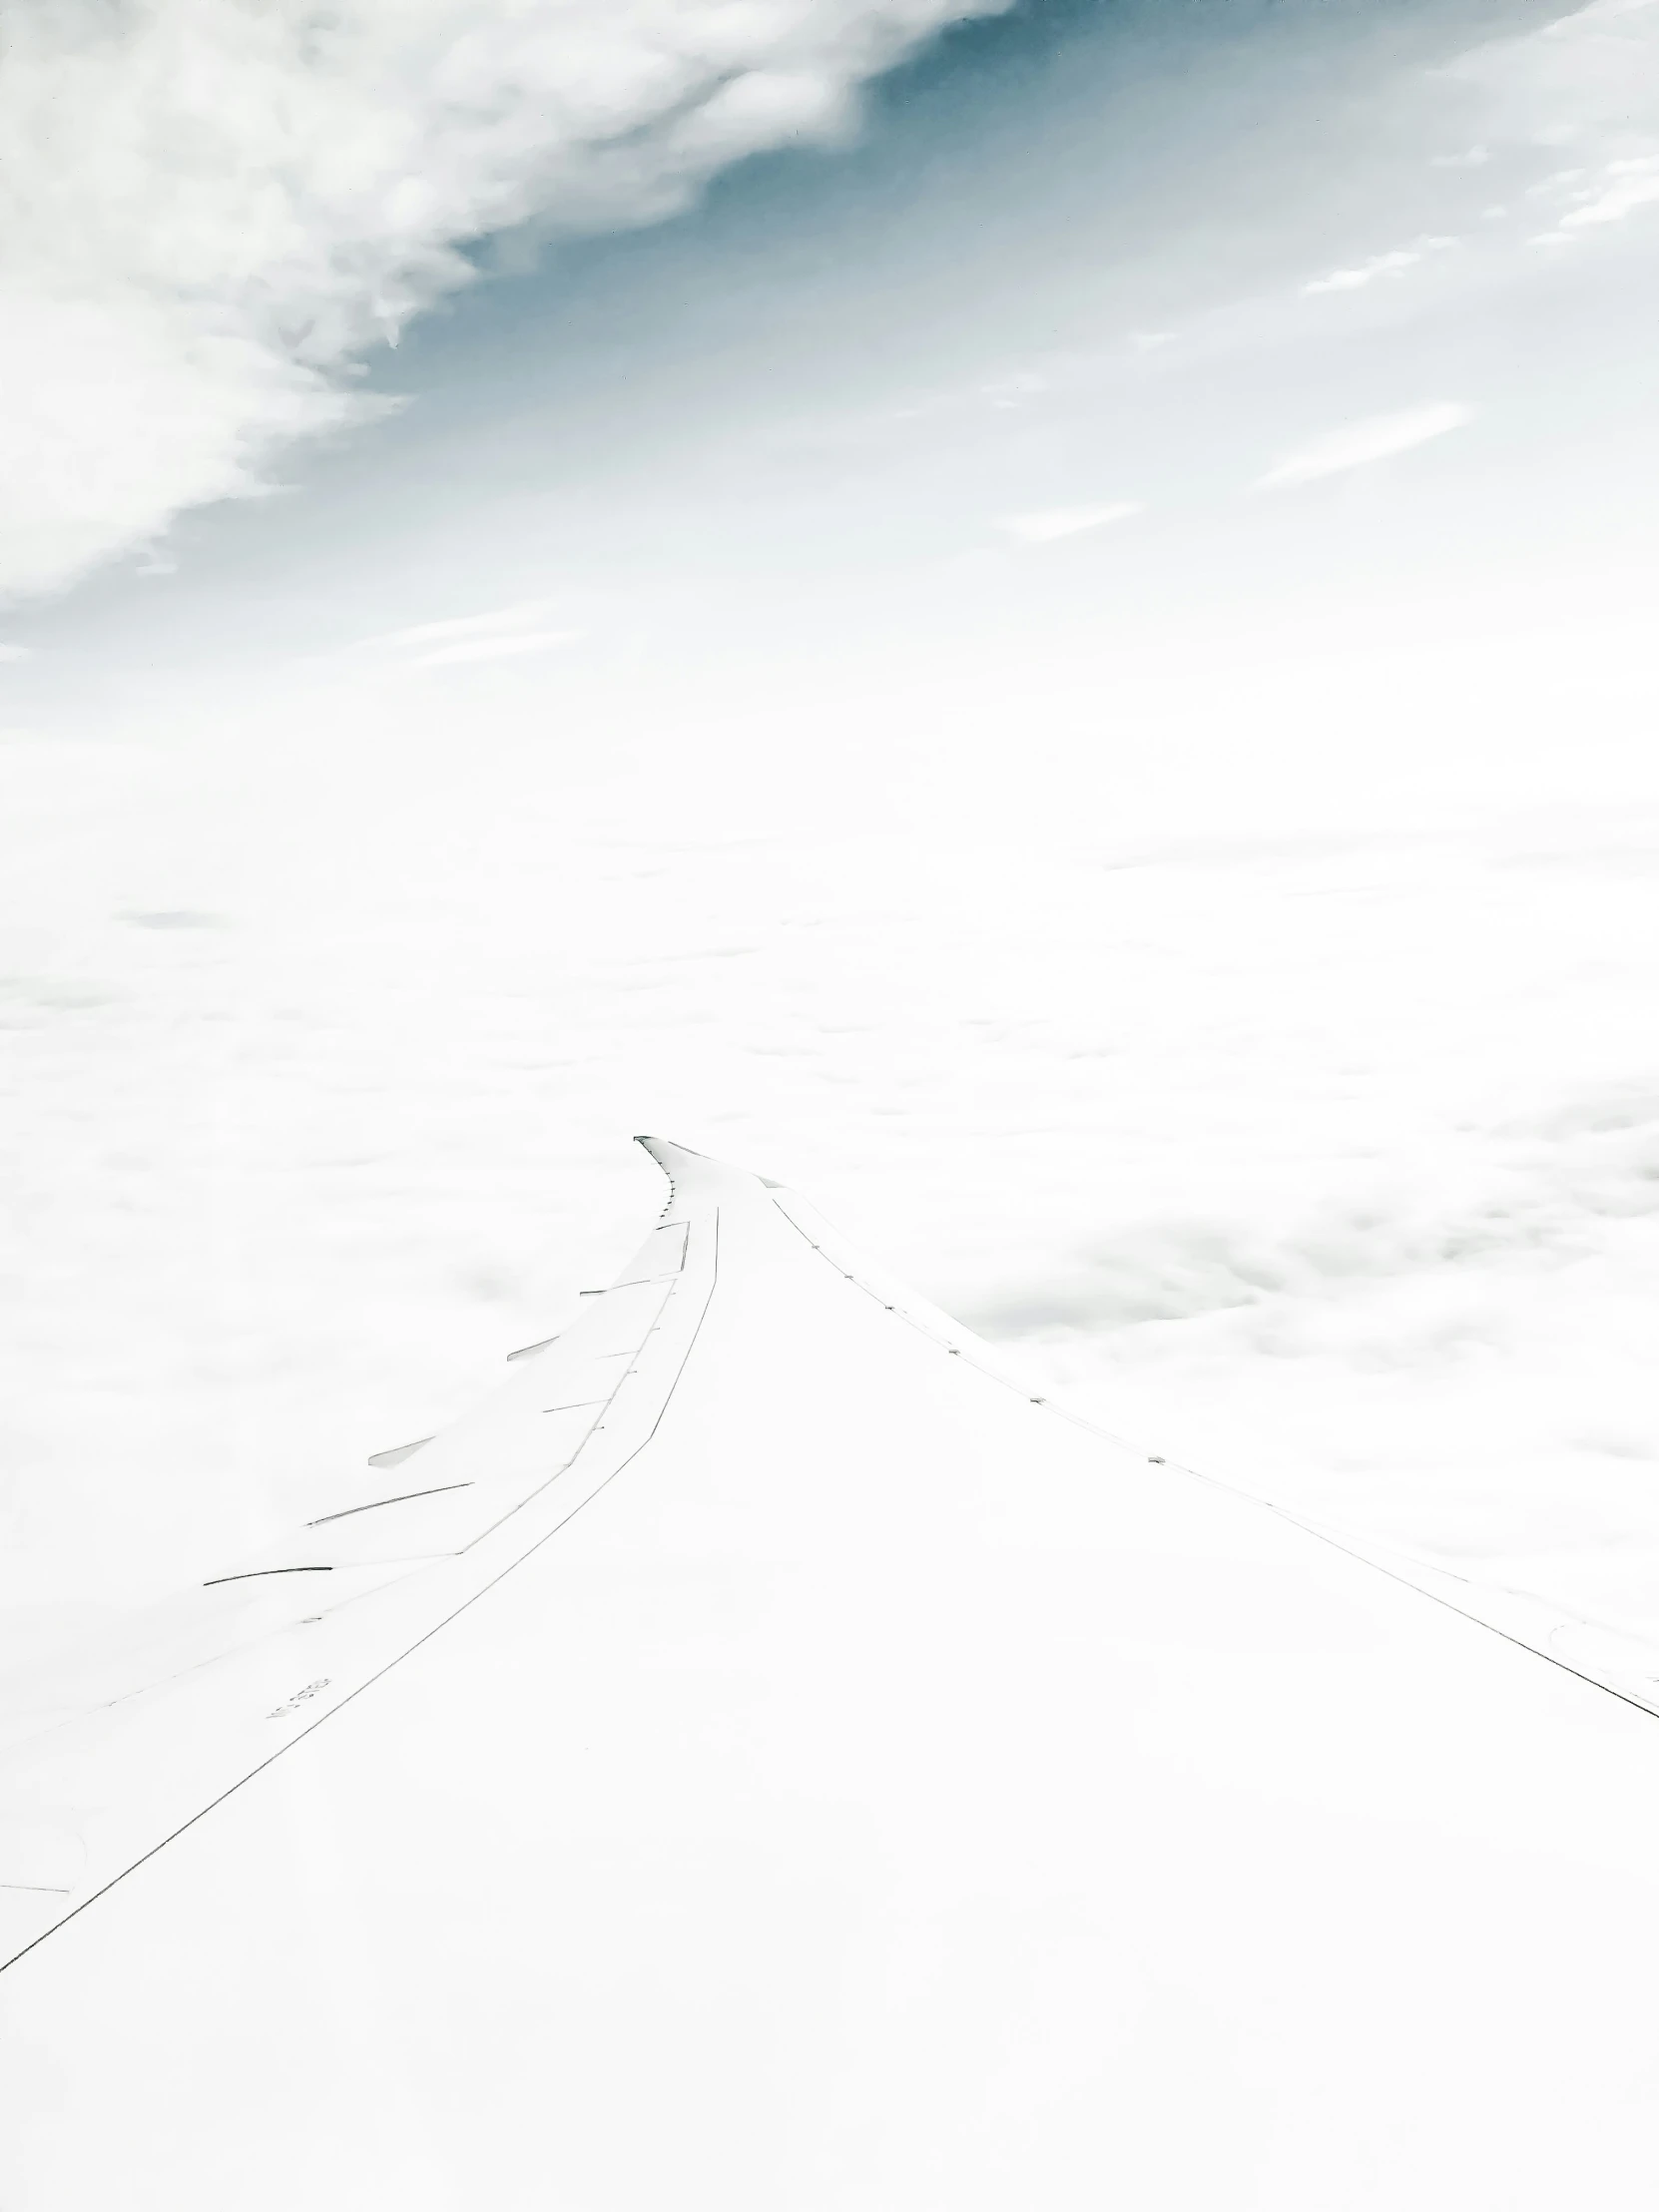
{"left": 1444, "top": 0, "right": 1659, "bottom": 189}
{"left": 1302, "top": 236, "right": 1454, "bottom": 294}
{"left": 1567, "top": 152, "right": 1659, "bottom": 228}
{"left": 0, "top": 0, "right": 1009, "bottom": 602}
{"left": 0, "top": 645, "right": 33, "bottom": 665}
{"left": 999, "top": 502, "right": 1142, "bottom": 545}
{"left": 1255, "top": 403, "right": 1473, "bottom": 490}
{"left": 370, "top": 601, "right": 566, "bottom": 652}
{"left": 1532, "top": 153, "right": 1659, "bottom": 243}
{"left": 353, "top": 600, "right": 581, "bottom": 671}
{"left": 410, "top": 630, "right": 579, "bottom": 671}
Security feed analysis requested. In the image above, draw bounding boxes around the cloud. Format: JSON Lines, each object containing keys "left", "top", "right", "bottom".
{"left": 999, "top": 502, "right": 1142, "bottom": 544}
{"left": 1532, "top": 152, "right": 1659, "bottom": 242}
{"left": 1254, "top": 403, "right": 1473, "bottom": 490}
{"left": 1432, "top": 2, "right": 1659, "bottom": 251}
{"left": 412, "top": 630, "right": 580, "bottom": 670}
{"left": 1302, "top": 236, "right": 1454, "bottom": 294}
{"left": 1563, "top": 152, "right": 1659, "bottom": 228}
{"left": 352, "top": 599, "right": 582, "bottom": 670}
{"left": 0, "top": 645, "right": 33, "bottom": 665}
{"left": 0, "top": 0, "right": 1008, "bottom": 603}
{"left": 367, "top": 600, "right": 568, "bottom": 651}
{"left": 1442, "top": 0, "right": 1659, "bottom": 165}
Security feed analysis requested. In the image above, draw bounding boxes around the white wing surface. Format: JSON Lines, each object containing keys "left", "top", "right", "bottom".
{"left": 4, "top": 1137, "right": 1659, "bottom": 2208}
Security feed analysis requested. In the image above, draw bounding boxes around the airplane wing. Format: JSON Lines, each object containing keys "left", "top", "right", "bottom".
{"left": 4, "top": 1137, "right": 1659, "bottom": 2209}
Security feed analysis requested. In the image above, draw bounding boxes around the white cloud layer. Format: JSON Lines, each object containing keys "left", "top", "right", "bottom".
{"left": 1255, "top": 402, "right": 1473, "bottom": 489}
{"left": 9, "top": 669, "right": 1659, "bottom": 1665}
{"left": 0, "top": 0, "right": 1005, "bottom": 601}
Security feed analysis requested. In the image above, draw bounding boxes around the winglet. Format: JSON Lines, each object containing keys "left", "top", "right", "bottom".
{"left": 634, "top": 1135, "right": 774, "bottom": 1215}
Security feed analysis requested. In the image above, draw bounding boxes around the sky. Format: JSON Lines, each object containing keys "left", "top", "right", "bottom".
{"left": 3, "top": 0, "right": 1659, "bottom": 1660}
